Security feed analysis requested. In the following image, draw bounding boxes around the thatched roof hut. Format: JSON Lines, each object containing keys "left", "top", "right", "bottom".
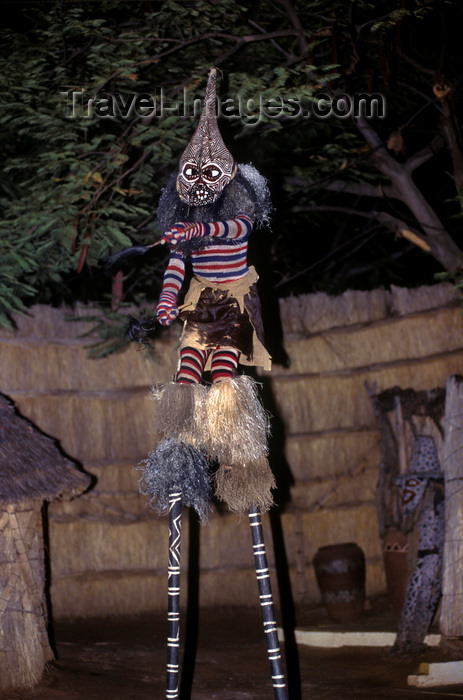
{"left": 0, "top": 394, "right": 92, "bottom": 503}
{"left": 0, "top": 393, "right": 91, "bottom": 691}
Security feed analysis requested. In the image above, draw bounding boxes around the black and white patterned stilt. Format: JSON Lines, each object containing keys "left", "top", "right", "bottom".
{"left": 166, "top": 491, "right": 182, "bottom": 700}
{"left": 249, "top": 505, "right": 288, "bottom": 700}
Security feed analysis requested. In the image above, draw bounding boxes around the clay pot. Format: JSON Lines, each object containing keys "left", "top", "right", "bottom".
{"left": 382, "top": 529, "right": 409, "bottom": 619}
{"left": 313, "top": 543, "right": 365, "bottom": 623}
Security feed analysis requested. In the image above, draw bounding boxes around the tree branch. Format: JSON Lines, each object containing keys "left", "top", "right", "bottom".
{"left": 354, "top": 116, "right": 463, "bottom": 271}
{"left": 397, "top": 48, "right": 435, "bottom": 77}
{"left": 322, "top": 179, "right": 396, "bottom": 199}
{"left": 404, "top": 135, "right": 444, "bottom": 174}
{"left": 292, "top": 205, "right": 377, "bottom": 218}
{"left": 93, "top": 30, "right": 302, "bottom": 92}
{"left": 354, "top": 115, "right": 400, "bottom": 174}
{"left": 286, "top": 176, "right": 396, "bottom": 200}
{"left": 275, "top": 0, "right": 308, "bottom": 57}
{"left": 375, "top": 212, "right": 431, "bottom": 252}
{"left": 247, "top": 19, "right": 291, "bottom": 58}
{"left": 293, "top": 204, "right": 432, "bottom": 253}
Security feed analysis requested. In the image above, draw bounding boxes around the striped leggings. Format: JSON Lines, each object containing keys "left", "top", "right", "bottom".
{"left": 176, "top": 346, "right": 240, "bottom": 384}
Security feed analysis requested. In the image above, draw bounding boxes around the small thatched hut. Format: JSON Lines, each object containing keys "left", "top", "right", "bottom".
{"left": 0, "top": 393, "right": 91, "bottom": 691}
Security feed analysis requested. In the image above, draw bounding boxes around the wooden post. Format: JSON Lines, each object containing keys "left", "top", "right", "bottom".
{"left": 394, "top": 395, "right": 408, "bottom": 475}
{"left": 440, "top": 375, "right": 463, "bottom": 637}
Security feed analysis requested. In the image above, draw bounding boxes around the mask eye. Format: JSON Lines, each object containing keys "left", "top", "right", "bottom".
{"left": 202, "top": 165, "right": 222, "bottom": 182}
{"left": 183, "top": 164, "right": 199, "bottom": 180}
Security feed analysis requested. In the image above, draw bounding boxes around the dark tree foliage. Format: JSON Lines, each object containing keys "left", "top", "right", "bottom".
{"left": 1, "top": 0, "right": 462, "bottom": 353}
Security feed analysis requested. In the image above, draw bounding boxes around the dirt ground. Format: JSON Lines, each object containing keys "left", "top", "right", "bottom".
{"left": 1, "top": 602, "right": 462, "bottom": 700}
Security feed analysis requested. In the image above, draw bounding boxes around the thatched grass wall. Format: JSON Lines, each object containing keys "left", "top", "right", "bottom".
{"left": 0, "top": 283, "right": 461, "bottom": 619}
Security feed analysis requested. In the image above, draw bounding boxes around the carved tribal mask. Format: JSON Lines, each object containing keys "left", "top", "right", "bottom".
{"left": 176, "top": 67, "right": 236, "bottom": 206}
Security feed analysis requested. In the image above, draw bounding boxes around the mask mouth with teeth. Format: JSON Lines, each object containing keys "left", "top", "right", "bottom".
{"left": 176, "top": 68, "right": 236, "bottom": 207}
{"left": 188, "top": 183, "right": 216, "bottom": 206}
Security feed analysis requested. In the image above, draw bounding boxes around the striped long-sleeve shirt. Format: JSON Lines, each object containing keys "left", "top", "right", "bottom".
{"left": 159, "top": 215, "right": 253, "bottom": 307}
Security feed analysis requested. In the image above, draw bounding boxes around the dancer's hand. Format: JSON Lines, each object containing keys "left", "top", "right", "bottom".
{"left": 156, "top": 291, "right": 179, "bottom": 326}
{"left": 161, "top": 222, "right": 204, "bottom": 247}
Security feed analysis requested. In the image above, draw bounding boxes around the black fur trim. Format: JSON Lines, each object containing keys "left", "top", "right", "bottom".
{"left": 104, "top": 244, "right": 159, "bottom": 275}
{"left": 125, "top": 312, "right": 158, "bottom": 343}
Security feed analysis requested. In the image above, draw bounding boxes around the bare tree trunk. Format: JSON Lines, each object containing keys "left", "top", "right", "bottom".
{"left": 356, "top": 117, "right": 463, "bottom": 273}
{"left": 393, "top": 169, "right": 463, "bottom": 272}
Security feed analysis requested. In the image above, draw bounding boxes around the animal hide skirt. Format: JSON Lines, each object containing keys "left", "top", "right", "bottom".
{"left": 179, "top": 268, "right": 272, "bottom": 371}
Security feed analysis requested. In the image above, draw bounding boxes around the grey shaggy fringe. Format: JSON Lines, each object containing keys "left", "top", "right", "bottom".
{"left": 139, "top": 439, "right": 211, "bottom": 522}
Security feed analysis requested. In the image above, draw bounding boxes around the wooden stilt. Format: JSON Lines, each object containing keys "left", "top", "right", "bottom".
{"left": 166, "top": 491, "right": 182, "bottom": 700}
{"left": 249, "top": 505, "right": 288, "bottom": 700}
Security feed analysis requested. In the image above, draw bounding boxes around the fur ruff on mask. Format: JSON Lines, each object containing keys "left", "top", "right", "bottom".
{"left": 157, "top": 164, "right": 272, "bottom": 233}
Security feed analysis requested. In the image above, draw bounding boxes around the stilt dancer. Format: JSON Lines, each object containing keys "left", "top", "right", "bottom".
{"left": 113, "top": 67, "right": 286, "bottom": 697}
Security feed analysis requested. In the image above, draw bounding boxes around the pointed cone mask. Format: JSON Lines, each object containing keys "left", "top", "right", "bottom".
{"left": 177, "top": 67, "right": 236, "bottom": 206}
